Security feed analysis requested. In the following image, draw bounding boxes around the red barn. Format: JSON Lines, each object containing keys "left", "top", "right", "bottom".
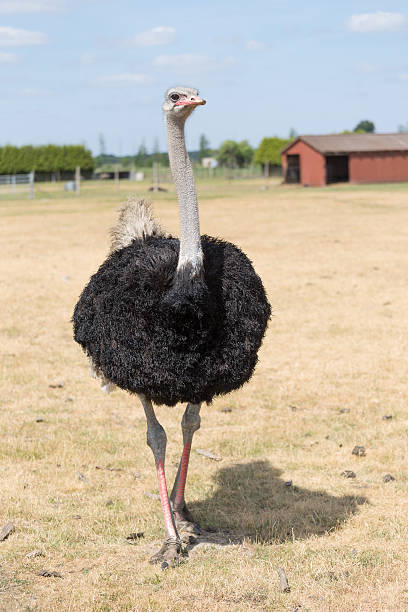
{"left": 281, "top": 133, "right": 408, "bottom": 187}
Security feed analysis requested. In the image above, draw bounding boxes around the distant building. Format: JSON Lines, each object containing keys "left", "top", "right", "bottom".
{"left": 201, "top": 157, "right": 217, "bottom": 169}
{"left": 281, "top": 133, "right": 408, "bottom": 186}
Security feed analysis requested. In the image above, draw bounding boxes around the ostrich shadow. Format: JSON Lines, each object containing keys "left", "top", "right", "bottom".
{"left": 186, "top": 460, "right": 367, "bottom": 548}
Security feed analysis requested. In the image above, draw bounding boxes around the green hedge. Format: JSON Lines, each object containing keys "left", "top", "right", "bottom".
{"left": 0, "top": 144, "right": 94, "bottom": 175}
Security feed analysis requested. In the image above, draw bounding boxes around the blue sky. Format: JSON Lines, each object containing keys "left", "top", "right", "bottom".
{"left": 1, "top": 0, "right": 407, "bottom": 155}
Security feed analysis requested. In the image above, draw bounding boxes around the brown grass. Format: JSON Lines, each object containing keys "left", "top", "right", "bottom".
{"left": 1, "top": 178, "right": 408, "bottom": 611}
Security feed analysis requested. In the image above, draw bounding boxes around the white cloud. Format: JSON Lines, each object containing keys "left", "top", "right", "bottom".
{"left": 93, "top": 73, "right": 152, "bottom": 86}
{"left": 0, "top": 26, "right": 48, "bottom": 46}
{"left": 152, "top": 53, "right": 235, "bottom": 74}
{"left": 22, "top": 87, "right": 52, "bottom": 95}
{"left": 397, "top": 73, "right": 408, "bottom": 81}
{"left": 0, "top": 0, "right": 64, "bottom": 13}
{"left": 80, "top": 52, "right": 96, "bottom": 65}
{"left": 244, "top": 39, "right": 267, "bottom": 51}
{"left": 0, "top": 50, "right": 17, "bottom": 62}
{"left": 130, "top": 26, "right": 176, "bottom": 47}
{"left": 357, "top": 62, "right": 380, "bottom": 74}
{"left": 153, "top": 53, "right": 211, "bottom": 69}
{"left": 347, "top": 11, "right": 407, "bottom": 33}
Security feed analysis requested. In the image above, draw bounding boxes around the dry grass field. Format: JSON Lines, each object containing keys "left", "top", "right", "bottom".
{"left": 1, "top": 177, "right": 408, "bottom": 611}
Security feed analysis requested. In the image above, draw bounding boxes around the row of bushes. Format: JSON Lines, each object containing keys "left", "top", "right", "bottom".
{"left": 0, "top": 145, "right": 94, "bottom": 178}
{"left": 0, "top": 140, "right": 291, "bottom": 178}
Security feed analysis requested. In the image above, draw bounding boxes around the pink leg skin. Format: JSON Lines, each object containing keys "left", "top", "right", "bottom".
{"left": 170, "top": 404, "right": 201, "bottom": 535}
{"left": 138, "top": 394, "right": 182, "bottom": 567}
{"left": 157, "top": 459, "right": 178, "bottom": 540}
{"left": 173, "top": 442, "right": 191, "bottom": 509}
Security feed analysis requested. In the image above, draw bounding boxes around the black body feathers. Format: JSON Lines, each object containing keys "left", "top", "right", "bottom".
{"left": 73, "top": 235, "right": 270, "bottom": 406}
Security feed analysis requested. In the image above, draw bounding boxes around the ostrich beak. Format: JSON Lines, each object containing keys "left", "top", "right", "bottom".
{"left": 175, "top": 96, "right": 206, "bottom": 107}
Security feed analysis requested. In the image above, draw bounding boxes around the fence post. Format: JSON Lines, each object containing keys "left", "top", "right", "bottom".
{"left": 264, "top": 160, "right": 270, "bottom": 179}
{"left": 75, "top": 166, "right": 81, "bottom": 196}
{"left": 152, "top": 162, "right": 159, "bottom": 192}
{"left": 29, "top": 170, "right": 35, "bottom": 199}
{"left": 12, "top": 175, "right": 16, "bottom": 193}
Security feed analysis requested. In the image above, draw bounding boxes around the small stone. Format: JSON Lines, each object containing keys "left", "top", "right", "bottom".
{"left": 35, "top": 417, "right": 44, "bottom": 423}
{"left": 352, "top": 446, "right": 366, "bottom": 457}
{"left": 26, "top": 550, "right": 44, "bottom": 559}
{"left": 284, "top": 480, "right": 293, "bottom": 487}
{"left": 37, "top": 570, "right": 62, "bottom": 578}
{"left": 130, "top": 470, "right": 141, "bottom": 479}
{"left": 77, "top": 472, "right": 89, "bottom": 483}
{"left": 383, "top": 474, "right": 395, "bottom": 483}
{"left": 289, "top": 405, "right": 298, "bottom": 411}
{"left": 126, "top": 532, "right": 144, "bottom": 541}
{"left": 382, "top": 415, "right": 393, "bottom": 421}
{"left": 339, "top": 408, "right": 350, "bottom": 414}
{"left": 276, "top": 567, "right": 291, "bottom": 593}
{"left": 72, "top": 515, "right": 81, "bottom": 520}
{"left": 49, "top": 381, "right": 65, "bottom": 389}
{"left": 220, "top": 406, "right": 232, "bottom": 413}
{"left": 65, "top": 397, "right": 74, "bottom": 403}
{"left": 161, "top": 561, "right": 169, "bottom": 571}
{"left": 341, "top": 470, "right": 356, "bottom": 479}
{"left": 195, "top": 448, "right": 222, "bottom": 461}
{"left": 144, "top": 492, "right": 160, "bottom": 500}
{"left": 105, "top": 500, "right": 114, "bottom": 507}
{"left": 0, "top": 522, "right": 15, "bottom": 541}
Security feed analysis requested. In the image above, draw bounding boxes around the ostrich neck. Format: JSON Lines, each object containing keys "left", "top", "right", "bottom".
{"left": 166, "top": 113, "right": 203, "bottom": 274}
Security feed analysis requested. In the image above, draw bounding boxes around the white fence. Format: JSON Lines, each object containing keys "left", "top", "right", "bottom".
{"left": 0, "top": 171, "right": 35, "bottom": 198}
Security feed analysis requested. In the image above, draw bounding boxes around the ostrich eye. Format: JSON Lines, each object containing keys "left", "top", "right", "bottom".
{"left": 170, "top": 93, "right": 180, "bottom": 102}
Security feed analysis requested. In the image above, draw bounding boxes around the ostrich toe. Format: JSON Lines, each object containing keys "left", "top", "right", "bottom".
{"left": 149, "top": 538, "right": 183, "bottom": 567}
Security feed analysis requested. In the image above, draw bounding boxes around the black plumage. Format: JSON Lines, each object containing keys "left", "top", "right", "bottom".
{"left": 73, "top": 234, "right": 271, "bottom": 406}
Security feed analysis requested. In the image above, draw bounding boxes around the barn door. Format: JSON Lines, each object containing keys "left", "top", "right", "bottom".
{"left": 326, "top": 155, "right": 349, "bottom": 184}
{"left": 285, "top": 154, "right": 300, "bottom": 183}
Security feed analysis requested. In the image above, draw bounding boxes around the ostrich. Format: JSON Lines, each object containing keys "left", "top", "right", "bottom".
{"left": 73, "top": 86, "right": 271, "bottom": 567}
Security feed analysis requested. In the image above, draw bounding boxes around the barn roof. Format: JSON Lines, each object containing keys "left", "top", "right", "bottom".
{"left": 282, "top": 133, "right": 408, "bottom": 155}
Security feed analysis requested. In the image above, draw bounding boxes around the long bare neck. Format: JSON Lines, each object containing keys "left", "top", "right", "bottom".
{"left": 166, "top": 113, "right": 203, "bottom": 274}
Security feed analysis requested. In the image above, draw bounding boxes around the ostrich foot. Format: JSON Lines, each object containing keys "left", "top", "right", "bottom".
{"left": 149, "top": 538, "right": 183, "bottom": 567}
{"left": 173, "top": 503, "right": 202, "bottom": 535}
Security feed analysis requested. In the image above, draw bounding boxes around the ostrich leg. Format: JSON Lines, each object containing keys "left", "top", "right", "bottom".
{"left": 170, "top": 403, "right": 201, "bottom": 534}
{"left": 138, "top": 394, "right": 182, "bottom": 566}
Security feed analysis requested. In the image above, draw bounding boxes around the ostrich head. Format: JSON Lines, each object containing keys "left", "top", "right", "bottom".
{"left": 163, "top": 86, "right": 206, "bottom": 119}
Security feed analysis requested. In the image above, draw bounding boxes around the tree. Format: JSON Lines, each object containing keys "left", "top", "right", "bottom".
{"left": 98, "top": 133, "right": 106, "bottom": 156}
{"left": 198, "top": 133, "right": 210, "bottom": 161}
{"left": 254, "top": 137, "right": 291, "bottom": 170}
{"left": 153, "top": 138, "right": 160, "bottom": 161}
{"left": 398, "top": 122, "right": 408, "bottom": 133}
{"left": 216, "top": 140, "right": 253, "bottom": 168}
{"left": 353, "top": 120, "right": 375, "bottom": 133}
{"left": 135, "top": 141, "right": 148, "bottom": 167}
